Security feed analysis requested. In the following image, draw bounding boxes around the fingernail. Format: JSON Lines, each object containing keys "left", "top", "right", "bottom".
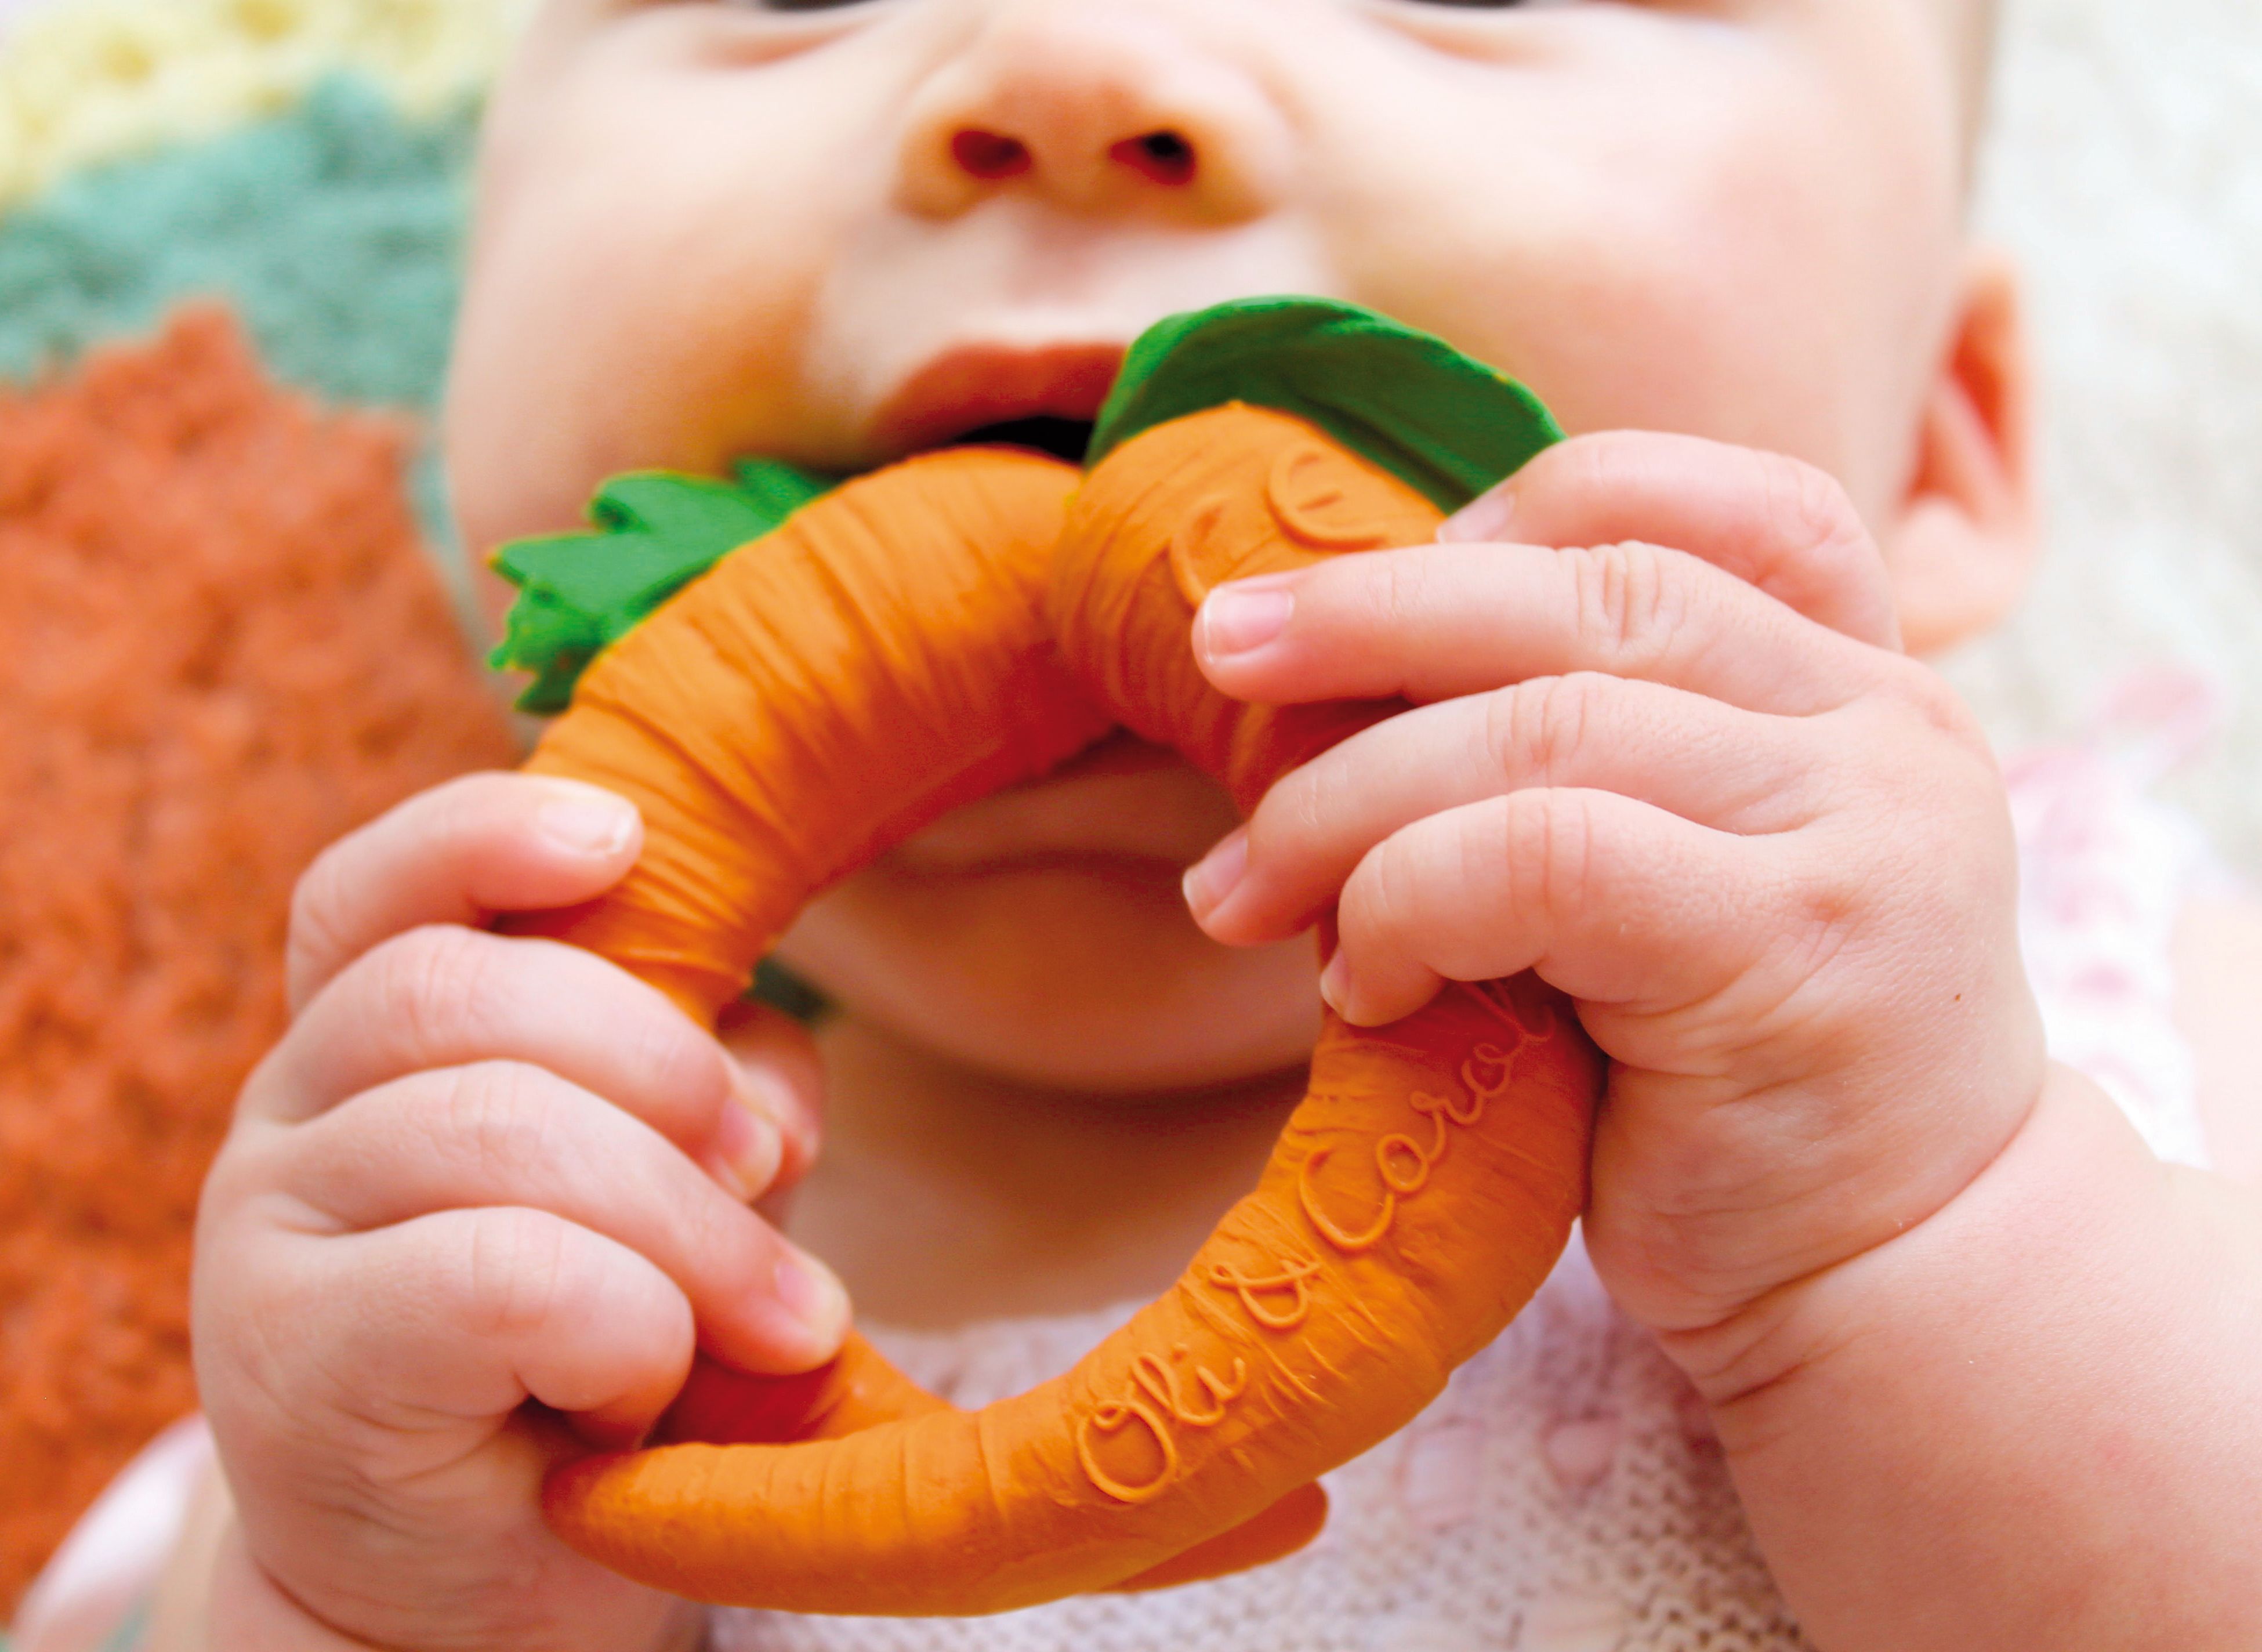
{"left": 538, "top": 787, "right": 637, "bottom": 857}
{"left": 1318, "top": 952, "right": 1354, "bottom": 1020}
{"left": 773, "top": 1248, "right": 851, "bottom": 1350}
{"left": 710, "top": 1072, "right": 786, "bottom": 1204}
{"left": 1440, "top": 486, "right": 1515, "bottom": 544}
{"left": 1199, "top": 584, "right": 1295, "bottom": 660}
{"left": 1182, "top": 828, "right": 1249, "bottom": 923}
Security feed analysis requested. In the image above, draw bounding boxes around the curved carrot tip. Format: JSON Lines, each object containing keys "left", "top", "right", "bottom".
{"left": 1105, "top": 1482, "right": 1331, "bottom": 1593}
{"left": 543, "top": 1451, "right": 630, "bottom": 1537}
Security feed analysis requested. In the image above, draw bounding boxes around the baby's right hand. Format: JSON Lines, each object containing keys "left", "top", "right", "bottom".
{"left": 190, "top": 774, "right": 849, "bottom": 1651}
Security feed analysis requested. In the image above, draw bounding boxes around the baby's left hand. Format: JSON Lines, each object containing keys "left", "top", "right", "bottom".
{"left": 1183, "top": 431, "right": 2047, "bottom": 1350}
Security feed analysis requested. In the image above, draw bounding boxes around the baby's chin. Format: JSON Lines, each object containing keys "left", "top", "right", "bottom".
{"left": 780, "top": 760, "right": 1323, "bottom": 1093}
{"left": 883, "top": 732, "right": 1235, "bottom": 876}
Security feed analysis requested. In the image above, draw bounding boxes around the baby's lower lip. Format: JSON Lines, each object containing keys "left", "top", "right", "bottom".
{"left": 885, "top": 735, "right": 1231, "bottom": 873}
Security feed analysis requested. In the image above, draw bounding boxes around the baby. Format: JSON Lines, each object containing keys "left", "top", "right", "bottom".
{"left": 90, "top": 0, "right": 2262, "bottom": 1647}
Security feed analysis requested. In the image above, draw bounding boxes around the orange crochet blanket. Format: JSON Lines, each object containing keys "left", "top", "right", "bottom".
{"left": 0, "top": 308, "right": 514, "bottom": 1609}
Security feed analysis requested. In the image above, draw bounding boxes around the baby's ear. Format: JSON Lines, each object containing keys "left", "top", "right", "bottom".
{"left": 1882, "top": 249, "right": 2040, "bottom": 656}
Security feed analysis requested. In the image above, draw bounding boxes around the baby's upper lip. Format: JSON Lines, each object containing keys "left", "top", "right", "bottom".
{"left": 873, "top": 340, "right": 1128, "bottom": 454}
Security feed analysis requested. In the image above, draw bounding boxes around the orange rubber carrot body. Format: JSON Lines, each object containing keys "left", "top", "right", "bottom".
{"left": 651, "top": 1342, "right": 1330, "bottom": 1597}
{"left": 513, "top": 448, "right": 1108, "bottom": 1020}
{"left": 527, "top": 410, "right": 1600, "bottom": 1615}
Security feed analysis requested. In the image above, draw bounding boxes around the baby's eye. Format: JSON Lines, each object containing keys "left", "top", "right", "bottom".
{"left": 727, "top": 0, "right": 883, "bottom": 10}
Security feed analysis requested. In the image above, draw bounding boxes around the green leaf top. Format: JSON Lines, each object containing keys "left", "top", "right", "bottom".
{"left": 491, "top": 299, "right": 1561, "bottom": 713}
{"left": 489, "top": 459, "right": 833, "bottom": 713}
{"left": 1088, "top": 296, "right": 1562, "bottom": 513}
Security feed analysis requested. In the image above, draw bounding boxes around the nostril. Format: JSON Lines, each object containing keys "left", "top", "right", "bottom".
{"left": 1110, "top": 129, "right": 1198, "bottom": 187}
{"left": 951, "top": 128, "right": 1033, "bottom": 181}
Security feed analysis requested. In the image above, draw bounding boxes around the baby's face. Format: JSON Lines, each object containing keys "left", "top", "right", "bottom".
{"left": 449, "top": 0, "right": 1978, "bottom": 1091}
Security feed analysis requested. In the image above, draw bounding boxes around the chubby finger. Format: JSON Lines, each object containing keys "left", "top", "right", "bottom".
{"left": 1194, "top": 539, "right": 1883, "bottom": 718}
{"left": 717, "top": 1001, "right": 825, "bottom": 1200}
{"left": 287, "top": 772, "right": 642, "bottom": 1014}
{"left": 1189, "top": 676, "right": 1814, "bottom": 947}
{"left": 1320, "top": 788, "right": 1770, "bottom": 1027}
{"left": 302, "top": 1208, "right": 698, "bottom": 1440}
{"left": 258, "top": 926, "right": 732, "bottom": 1149}
{"left": 277, "top": 1063, "right": 849, "bottom": 1375}
{"left": 1440, "top": 432, "right": 1902, "bottom": 650}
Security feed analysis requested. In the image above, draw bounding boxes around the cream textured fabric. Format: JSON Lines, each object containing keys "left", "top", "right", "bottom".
{"left": 1955, "top": 0, "right": 2262, "bottom": 880}
{"left": 710, "top": 748, "right": 2216, "bottom": 1652}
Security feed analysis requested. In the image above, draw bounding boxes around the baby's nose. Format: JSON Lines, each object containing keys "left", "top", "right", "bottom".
{"left": 895, "top": 3, "right": 1293, "bottom": 223}
{"left": 948, "top": 126, "right": 1198, "bottom": 190}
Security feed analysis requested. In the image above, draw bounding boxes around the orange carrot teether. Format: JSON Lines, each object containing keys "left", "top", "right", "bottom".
{"left": 512, "top": 401, "right": 1598, "bottom": 1615}
{"left": 488, "top": 298, "right": 1592, "bottom": 1614}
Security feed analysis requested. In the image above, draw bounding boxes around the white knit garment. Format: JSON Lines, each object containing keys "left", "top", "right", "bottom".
{"left": 710, "top": 752, "right": 2217, "bottom": 1652}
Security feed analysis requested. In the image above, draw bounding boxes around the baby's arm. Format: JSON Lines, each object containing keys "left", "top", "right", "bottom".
{"left": 155, "top": 774, "right": 842, "bottom": 1652}
{"left": 1184, "top": 433, "right": 2262, "bottom": 1649}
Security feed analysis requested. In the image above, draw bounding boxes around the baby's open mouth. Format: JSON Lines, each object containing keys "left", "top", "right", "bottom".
{"left": 867, "top": 337, "right": 1238, "bottom": 870}
{"left": 940, "top": 413, "right": 1096, "bottom": 465}
{"left": 875, "top": 340, "right": 1126, "bottom": 465}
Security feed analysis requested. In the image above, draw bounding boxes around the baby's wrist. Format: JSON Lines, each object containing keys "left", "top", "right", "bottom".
{"left": 1643, "top": 1065, "right": 2262, "bottom": 1648}
{"left": 1655, "top": 1061, "right": 2109, "bottom": 1414}
{"left": 205, "top": 1515, "right": 708, "bottom": 1652}
{"left": 204, "top": 1522, "right": 389, "bottom": 1652}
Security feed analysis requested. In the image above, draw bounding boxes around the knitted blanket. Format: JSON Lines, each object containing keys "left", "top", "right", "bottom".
{"left": 0, "top": 0, "right": 524, "bottom": 1611}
